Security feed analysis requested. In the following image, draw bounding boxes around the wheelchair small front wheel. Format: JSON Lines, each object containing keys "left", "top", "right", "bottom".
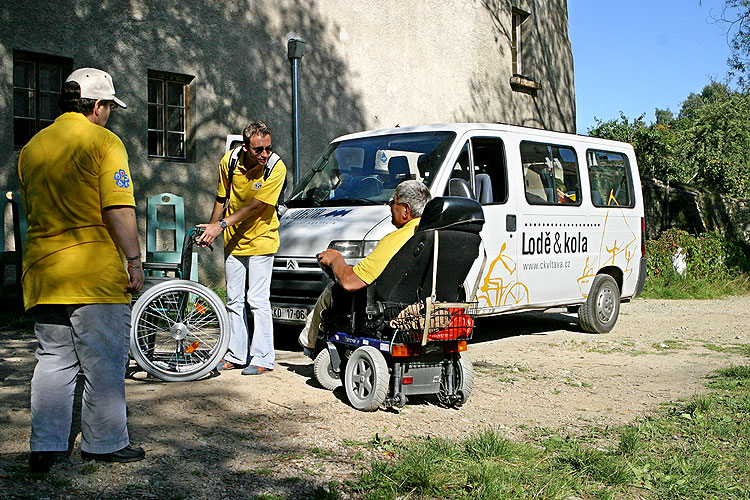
{"left": 313, "top": 348, "right": 342, "bottom": 390}
{"left": 130, "top": 280, "right": 229, "bottom": 382}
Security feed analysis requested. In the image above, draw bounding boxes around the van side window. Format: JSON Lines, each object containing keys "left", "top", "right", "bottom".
{"left": 446, "top": 138, "right": 507, "bottom": 204}
{"left": 472, "top": 137, "right": 507, "bottom": 204}
{"left": 586, "top": 150, "right": 634, "bottom": 207}
{"left": 520, "top": 141, "right": 581, "bottom": 205}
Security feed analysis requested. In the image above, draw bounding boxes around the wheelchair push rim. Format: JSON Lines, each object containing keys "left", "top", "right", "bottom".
{"left": 130, "top": 279, "right": 229, "bottom": 382}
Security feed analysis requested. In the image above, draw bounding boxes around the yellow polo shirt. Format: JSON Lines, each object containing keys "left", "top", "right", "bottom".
{"left": 352, "top": 217, "right": 421, "bottom": 285}
{"left": 217, "top": 149, "right": 287, "bottom": 256}
{"left": 18, "top": 112, "right": 135, "bottom": 310}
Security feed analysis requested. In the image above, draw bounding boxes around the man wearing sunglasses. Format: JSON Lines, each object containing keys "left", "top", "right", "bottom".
{"left": 198, "top": 122, "right": 287, "bottom": 375}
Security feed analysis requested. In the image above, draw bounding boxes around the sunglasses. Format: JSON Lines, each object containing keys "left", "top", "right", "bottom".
{"left": 250, "top": 145, "right": 273, "bottom": 154}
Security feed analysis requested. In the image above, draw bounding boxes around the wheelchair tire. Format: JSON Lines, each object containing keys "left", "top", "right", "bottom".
{"left": 313, "top": 348, "right": 342, "bottom": 390}
{"left": 438, "top": 353, "right": 475, "bottom": 407}
{"left": 130, "top": 279, "right": 229, "bottom": 382}
{"left": 344, "top": 346, "right": 389, "bottom": 411}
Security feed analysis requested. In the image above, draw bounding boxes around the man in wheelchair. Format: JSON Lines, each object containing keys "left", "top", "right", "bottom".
{"left": 297, "top": 180, "right": 431, "bottom": 355}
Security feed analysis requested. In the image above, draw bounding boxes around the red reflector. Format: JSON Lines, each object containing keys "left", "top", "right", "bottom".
{"left": 402, "top": 377, "right": 413, "bottom": 385}
{"left": 392, "top": 344, "right": 422, "bottom": 357}
{"left": 443, "top": 340, "right": 467, "bottom": 353}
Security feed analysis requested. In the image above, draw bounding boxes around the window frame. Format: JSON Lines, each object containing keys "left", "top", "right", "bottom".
{"left": 445, "top": 136, "right": 508, "bottom": 205}
{"left": 585, "top": 149, "right": 636, "bottom": 208}
{"left": 12, "top": 51, "right": 72, "bottom": 149}
{"left": 511, "top": 8, "right": 530, "bottom": 76}
{"left": 147, "top": 70, "right": 194, "bottom": 161}
{"left": 520, "top": 140, "right": 582, "bottom": 207}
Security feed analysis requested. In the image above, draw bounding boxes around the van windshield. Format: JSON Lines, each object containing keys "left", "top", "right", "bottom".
{"left": 286, "top": 131, "right": 455, "bottom": 207}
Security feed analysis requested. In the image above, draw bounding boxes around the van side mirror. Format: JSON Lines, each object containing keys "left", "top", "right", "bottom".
{"left": 448, "top": 178, "right": 474, "bottom": 199}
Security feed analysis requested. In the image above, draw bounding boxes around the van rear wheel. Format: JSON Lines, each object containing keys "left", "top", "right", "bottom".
{"left": 579, "top": 274, "right": 620, "bottom": 333}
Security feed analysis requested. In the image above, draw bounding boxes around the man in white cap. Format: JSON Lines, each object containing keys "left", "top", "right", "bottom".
{"left": 19, "top": 68, "right": 145, "bottom": 473}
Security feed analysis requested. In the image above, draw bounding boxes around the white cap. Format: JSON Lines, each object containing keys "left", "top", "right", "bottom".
{"left": 65, "top": 68, "right": 127, "bottom": 109}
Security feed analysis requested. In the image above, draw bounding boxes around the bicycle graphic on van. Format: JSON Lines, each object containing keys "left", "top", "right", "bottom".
{"left": 577, "top": 194, "right": 637, "bottom": 296}
{"left": 476, "top": 242, "right": 530, "bottom": 308}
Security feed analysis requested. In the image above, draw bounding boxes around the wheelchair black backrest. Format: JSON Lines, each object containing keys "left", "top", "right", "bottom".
{"left": 371, "top": 196, "right": 485, "bottom": 304}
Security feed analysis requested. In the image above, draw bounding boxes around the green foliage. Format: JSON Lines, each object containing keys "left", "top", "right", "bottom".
{"left": 642, "top": 228, "right": 750, "bottom": 298}
{"left": 715, "top": 0, "right": 750, "bottom": 89}
{"left": 588, "top": 112, "right": 676, "bottom": 181}
{"left": 588, "top": 82, "right": 750, "bottom": 198}
{"left": 645, "top": 228, "right": 749, "bottom": 280}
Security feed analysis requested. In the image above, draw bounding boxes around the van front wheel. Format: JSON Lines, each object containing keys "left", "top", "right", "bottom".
{"left": 579, "top": 274, "right": 620, "bottom": 334}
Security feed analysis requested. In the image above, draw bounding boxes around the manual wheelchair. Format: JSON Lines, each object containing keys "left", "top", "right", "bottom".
{"left": 312, "top": 197, "right": 485, "bottom": 411}
{"left": 129, "top": 227, "right": 230, "bottom": 382}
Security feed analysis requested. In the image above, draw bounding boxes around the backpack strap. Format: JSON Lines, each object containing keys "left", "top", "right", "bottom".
{"left": 221, "top": 147, "right": 243, "bottom": 219}
{"left": 263, "top": 152, "right": 281, "bottom": 180}
{"left": 264, "top": 152, "right": 288, "bottom": 212}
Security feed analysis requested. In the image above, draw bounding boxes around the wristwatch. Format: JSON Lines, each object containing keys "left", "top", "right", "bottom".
{"left": 219, "top": 220, "right": 228, "bottom": 230}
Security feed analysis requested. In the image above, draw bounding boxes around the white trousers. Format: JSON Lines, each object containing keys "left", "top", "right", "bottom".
{"left": 224, "top": 254, "right": 275, "bottom": 368}
{"left": 30, "top": 303, "right": 131, "bottom": 454}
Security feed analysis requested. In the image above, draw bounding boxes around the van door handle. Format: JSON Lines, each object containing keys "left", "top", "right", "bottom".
{"left": 506, "top": 214, "right": 517, "bottom": 232}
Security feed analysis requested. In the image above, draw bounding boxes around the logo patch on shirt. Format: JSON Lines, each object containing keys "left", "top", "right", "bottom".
{"left": 113, "top": 169, "right": 130, "bottom": 188}
{"left": 253, "top": 181, "right": 263, "bottom": 190}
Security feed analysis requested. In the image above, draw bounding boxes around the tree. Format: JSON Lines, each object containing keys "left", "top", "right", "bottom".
{"left": 587, "top": 113, "right": 677, "bottom": 182}
{"left": 673, "top": 86, "right": 750, "bottom": 196}
{"left": 588, "top": 83, "right": 750, "bottom": 198}
{"left": 714, "top": 1, "right": 750, "bottom": 88}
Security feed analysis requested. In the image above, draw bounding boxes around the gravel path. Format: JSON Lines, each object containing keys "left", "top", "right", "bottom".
{"left": 1, "top": 296, "right": 748, "bottom": 499}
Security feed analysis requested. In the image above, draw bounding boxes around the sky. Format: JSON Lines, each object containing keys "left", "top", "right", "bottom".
{"left": 568, "top": 0, "right": 734, "bottom": 134}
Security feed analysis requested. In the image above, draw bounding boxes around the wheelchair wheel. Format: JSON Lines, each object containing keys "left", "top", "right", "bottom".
{"left": 344, "top": 346, "right": 389, "bottom": 411}
{"left": 313, "top": 348, "right": 342, "bottom": 390}
{"left": 130, "top": 280, "right": 229, "bottom": 382}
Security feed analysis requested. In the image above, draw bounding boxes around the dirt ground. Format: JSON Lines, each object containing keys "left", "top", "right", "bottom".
{"left": 1, "top": 296, "right": 748, "bottom": 499}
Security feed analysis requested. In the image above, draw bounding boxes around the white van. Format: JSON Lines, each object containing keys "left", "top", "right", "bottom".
{"left": 253, "top": 123, "right": 645, "bottom": 333}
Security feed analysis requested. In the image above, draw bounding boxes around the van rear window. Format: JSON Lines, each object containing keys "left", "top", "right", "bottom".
{"left": 586, "top": 150, "right": 634, "bottom": 208}
{"left": 520, "top": 142, "right": 581, "bottom": 206}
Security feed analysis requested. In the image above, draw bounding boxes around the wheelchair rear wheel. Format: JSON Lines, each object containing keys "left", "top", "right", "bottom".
{"left": 130, "top": 280, "right": 229, "bottom": 382}
{"left": 344, "top": 346, "right": 389, "bottom": 411}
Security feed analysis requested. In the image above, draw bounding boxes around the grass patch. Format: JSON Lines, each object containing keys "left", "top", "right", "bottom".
{"left": 652, "top": 339, "right": 687, "bottom": 351}
{"left": 348, "top": 365, "right": 750, "bottom": 499}
{"left": 309, "top": 446, "right": 333, "bottom": 458}
{"left": 703, "top": 342, "right": 750, "bottom": 357}
{"left": 641, "top": 274, "right": 750, "bottom": 299}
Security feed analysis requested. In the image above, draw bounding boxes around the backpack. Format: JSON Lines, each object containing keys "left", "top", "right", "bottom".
{"left": 222, "top": 147, "right": 287, "bottom": 218}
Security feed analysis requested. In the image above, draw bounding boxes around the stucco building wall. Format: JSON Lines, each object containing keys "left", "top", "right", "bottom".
{"left": 0, "top": 0, "right": 574, "bottom": 283}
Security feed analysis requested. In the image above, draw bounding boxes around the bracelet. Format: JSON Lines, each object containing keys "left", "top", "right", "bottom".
{"left": 127, "top": 262, "right": 143, "bottom": 268}
{"left": 126, "top": 253, "right": 142, "bottom": 262}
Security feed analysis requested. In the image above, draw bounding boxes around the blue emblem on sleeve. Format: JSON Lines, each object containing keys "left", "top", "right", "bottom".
{"left": 114, "top": 169, "right": 130, "bottom": 188}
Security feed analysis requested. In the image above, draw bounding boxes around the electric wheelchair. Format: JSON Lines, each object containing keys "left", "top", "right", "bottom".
{"left": 312, "top": 196, "right": 485, "bottom": 411}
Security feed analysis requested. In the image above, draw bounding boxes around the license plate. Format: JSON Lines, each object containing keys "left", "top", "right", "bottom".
{"left": 272, "top": 306, "right": 308, "bottom": 322}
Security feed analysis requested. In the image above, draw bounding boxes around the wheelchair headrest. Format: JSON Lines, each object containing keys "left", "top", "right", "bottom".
{"left": 417, "top": 196, "right": 485, "bottom": 233}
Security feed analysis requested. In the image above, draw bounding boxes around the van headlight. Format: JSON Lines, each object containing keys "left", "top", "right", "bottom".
{"left": 329, "top": 240, "right": 379, "bottom": 258}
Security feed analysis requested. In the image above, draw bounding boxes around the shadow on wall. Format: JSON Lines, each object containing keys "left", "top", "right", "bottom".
{"left": 1, "top": 0, "right": 368, "bottom": 282}
{"left": 457, "top": 0, "right": 575, "bottom": 132}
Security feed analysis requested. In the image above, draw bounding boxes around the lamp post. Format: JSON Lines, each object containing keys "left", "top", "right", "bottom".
{"left": 287, "top": 37, "right": 306, "bottom": 187}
